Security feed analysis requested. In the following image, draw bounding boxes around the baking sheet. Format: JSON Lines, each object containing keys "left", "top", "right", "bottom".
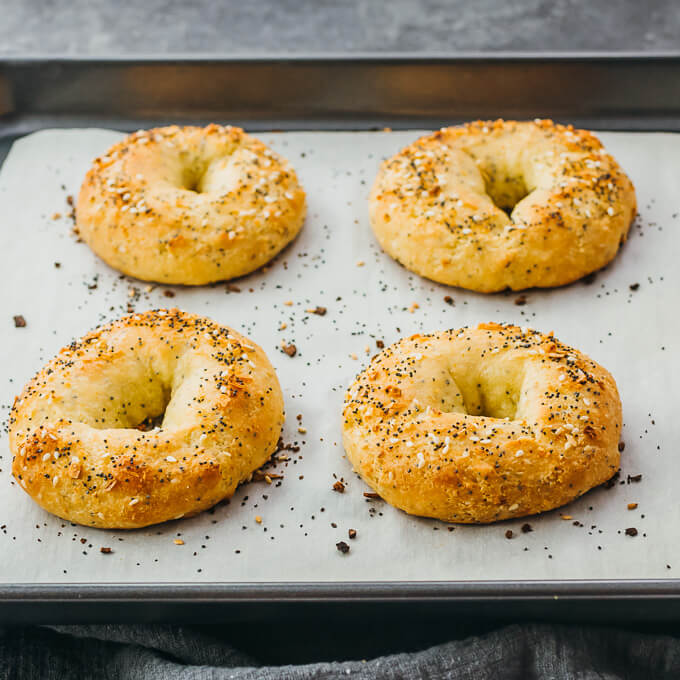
{"left": 0, "top": 128, "right": 675, "bottom": 584}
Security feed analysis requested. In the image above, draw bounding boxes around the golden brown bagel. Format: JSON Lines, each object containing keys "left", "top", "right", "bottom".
{"left": 370, "top": 119, "right": 636, "bottom": 292}
{"left": 77, "top": 125, "right": 306, "bottom": 285}
{"left": 9, "top": 309, "right": 284, "bottom": 528}
{"left": 342, "top": 323, "right": 621, "bottom": 523}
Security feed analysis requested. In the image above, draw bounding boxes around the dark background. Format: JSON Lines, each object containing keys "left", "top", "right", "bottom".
{"left": 0, "top": 0, "right": 678, "bottom": 55}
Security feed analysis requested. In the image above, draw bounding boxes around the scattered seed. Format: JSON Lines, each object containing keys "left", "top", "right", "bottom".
{"left": 281, "top": 342, "right": 297, "bottom": 357}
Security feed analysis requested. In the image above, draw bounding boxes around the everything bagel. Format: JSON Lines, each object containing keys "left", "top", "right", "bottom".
{"left": 370, "top": 119, "right": 636, "bottom": 292}
{"left": 10, "top": 309, "right": 285, "bottom": 528}
{"left": 342, "top": 323, "right": 622, "bottom": 523}
{"left": 77, "top": 125, "right": 306, "bottom": 285}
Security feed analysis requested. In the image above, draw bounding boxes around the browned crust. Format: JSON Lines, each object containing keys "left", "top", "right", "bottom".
{"left": 342, "top": 322, "right": 622, "bottom": 523}
{"left": 10, "top": 309, "right": 285, "bottom": 528}
{"left": 76, "top": 125, "right": 306, "bottom": 285}
{"left": 370, "top": 119, "right": 637, "bottom": 292}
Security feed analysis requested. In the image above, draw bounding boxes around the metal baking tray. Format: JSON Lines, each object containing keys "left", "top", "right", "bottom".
{"left": 2, "top": 54, "right": 680, "bottom": 623}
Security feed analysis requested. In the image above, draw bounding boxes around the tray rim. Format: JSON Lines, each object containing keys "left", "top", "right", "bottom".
{"left": 3, "top": 579, "right": 680, "bottom": 602}
{"left": 4, "top": 52, "right": 680, "bottom": 137}
{"left": 1, "top": 52, "right": 679, "bottom": 610}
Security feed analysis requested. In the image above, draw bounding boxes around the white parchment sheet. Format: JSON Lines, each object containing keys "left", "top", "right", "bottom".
{"left": 0, "top": 129, "right": 676, "bottom": 584}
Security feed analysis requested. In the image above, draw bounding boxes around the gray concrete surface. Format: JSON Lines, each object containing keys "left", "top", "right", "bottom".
{"left": 0, "top": 0, "right": 677, "bottom": 55}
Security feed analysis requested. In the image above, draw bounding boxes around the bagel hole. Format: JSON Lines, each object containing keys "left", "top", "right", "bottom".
{"left": 452, "top": 370, "right": 523, "bottom": 420}
{"left": 465, "top": 385, "right": 519, "bottom": 420}
{"left": 130, "top": 386, "right": 173, "bottom": 431}
{"left": 88, "top": 383, "right": 173, "bottom": 431}
{"left": 135, "top": 413, "right": 166, "bottom": 432}
{"left": 180, "top": 162, "right": 210, "bottom": 194}
{"left": 481, "top": 170, "right": 530, "bottom": 216}
{"left": 182, "top": 169, "right": 206, "bottom": 193}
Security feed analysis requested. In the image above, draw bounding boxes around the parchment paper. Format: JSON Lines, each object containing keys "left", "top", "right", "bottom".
{"left": 0, "top": 128, "right": 676, "bottom": 584}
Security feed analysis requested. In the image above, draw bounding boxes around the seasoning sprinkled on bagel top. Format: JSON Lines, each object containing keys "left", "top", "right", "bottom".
{"left": 342, "top": 322, "right": 622, "bottom": 523}
{"left": 10, "top": 309, "right": 285, "bottom": 529}
{"left": 370, "top": 119, "right": 636, "bottom": 292}
{"left": 77, "top": 125, "right": 306, "bottom": 285}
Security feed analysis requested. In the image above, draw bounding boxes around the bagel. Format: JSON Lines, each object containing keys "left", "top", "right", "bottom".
{"left": 9, "top": 309, "right": 285, "bottom": 529}
{"left": 77, "top": 125, "right": 306, "bottom": 285}
{"left": 342, "top": 322, "right": 622, "bottom": 523}
{"left": 369, "top": 119, "right": 636, "bottom": 292}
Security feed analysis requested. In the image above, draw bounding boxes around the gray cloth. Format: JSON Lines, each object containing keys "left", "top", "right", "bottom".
{"left": 1, "top": 623, "right": 680, "bottom": 679}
